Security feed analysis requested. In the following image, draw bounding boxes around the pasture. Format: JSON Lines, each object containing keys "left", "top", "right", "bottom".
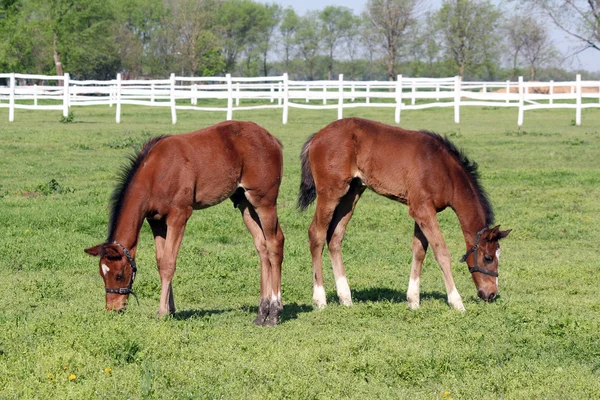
{"left": 0, "top": 104, "right": 599, "bottom": 399}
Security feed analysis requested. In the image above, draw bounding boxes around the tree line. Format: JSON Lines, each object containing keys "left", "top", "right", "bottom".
{"left": 0, "top": 0, "right": 598, "bottom": 82}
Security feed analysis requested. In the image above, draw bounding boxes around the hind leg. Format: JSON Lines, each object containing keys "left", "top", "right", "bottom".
{"left": 239, "top": 189, "right": 284, "bottom": 326}
{"left": 236, "top": 197, "right": 274, "bottom": 325}
{"left": 407, "top": 222, "right": 428, "bottom": 309}
{"left": 309, "top": 182, "right": 352, "bottom": 308}
{"left": 327, "top": 179, "right": 365, "bottom": 306}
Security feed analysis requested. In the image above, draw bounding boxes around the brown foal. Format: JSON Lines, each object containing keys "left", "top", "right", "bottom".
{"left": 85, "top": 121, "right": 285, "bottom": 326}
{"left": 298, "top": 117, "right": 510, "bottom": 311}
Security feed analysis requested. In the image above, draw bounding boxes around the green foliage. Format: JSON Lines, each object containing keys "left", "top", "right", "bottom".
{"left": 59, "top": 111, "right": 75, "bottom": 123}
{"left": 32, "top": 178, "right": 74, "bottom": 196}
{"left": 0, "top": 87, "right": 599, "bottom": 398}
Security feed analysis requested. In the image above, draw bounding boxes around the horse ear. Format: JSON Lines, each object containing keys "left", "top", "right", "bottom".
{"left": 84, "top": 244, "right": 103, "bottom": 257}
{"left": 496, "top": 229, "right": 511, "bottom": 240}
{"left": 487, "top": 226, "right": 511, "bottom": 241}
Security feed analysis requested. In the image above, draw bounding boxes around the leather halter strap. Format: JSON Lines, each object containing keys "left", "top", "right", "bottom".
{"left": 105, "top": 241, "right": 139, "bottom": 305}
{"left": 460, "top": 228, "right": 498, "bottom": 278}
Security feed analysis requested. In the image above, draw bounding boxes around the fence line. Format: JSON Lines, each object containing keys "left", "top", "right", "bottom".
{"left": 1, "top": 72, "right": 599, "bottom": 126}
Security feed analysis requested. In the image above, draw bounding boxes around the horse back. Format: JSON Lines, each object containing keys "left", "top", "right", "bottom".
{"left": 142, "top": 121, "right": 283, "bottom": 210}
{"left": 310, "top": 118, "right": 456, "bottom": 206}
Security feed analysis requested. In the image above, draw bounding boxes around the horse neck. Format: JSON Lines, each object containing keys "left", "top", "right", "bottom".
{"left": 110, "top": 184, "right": 147, "bottom": 257}
{"left": 451, "top": 181, "right": 489, "bottom": 251}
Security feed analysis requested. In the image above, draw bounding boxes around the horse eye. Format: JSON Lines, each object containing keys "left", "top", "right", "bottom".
{"left": 484, "top": 255, "right": 493, "bottom": 263}
{"left": 116, "top": 273, "right": 124, "bottom": 281}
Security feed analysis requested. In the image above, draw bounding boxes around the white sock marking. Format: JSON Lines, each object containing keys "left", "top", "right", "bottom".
{"left": 407, "top": 277, "right": 420, "bottom": 309}
{"left": 336, "top": 276, "right": 352, "bottom": 306}
{"left": 448, "top": 287, "right": 465, "bottom": 311}
{"left": 313, "top": 285, "right": 327, "bottom": 308}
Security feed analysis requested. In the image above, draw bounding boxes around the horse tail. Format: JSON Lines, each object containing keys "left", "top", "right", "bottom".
{"left": 297, "top": 133, "right": 317, "bottom": 211}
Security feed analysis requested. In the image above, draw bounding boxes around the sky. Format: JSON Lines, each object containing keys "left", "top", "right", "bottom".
{"left": 257, "top": 0, "right": 599, "bottom": 72}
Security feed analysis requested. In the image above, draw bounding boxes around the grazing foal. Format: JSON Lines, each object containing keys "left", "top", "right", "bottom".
{"left": 298, "top": 118, "right": 510, "bottom": 311}
{"left": 85, "top": 121, "right": 285, "bottom": 326}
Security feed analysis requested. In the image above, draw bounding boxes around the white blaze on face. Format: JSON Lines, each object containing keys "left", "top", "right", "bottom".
{"left": 101, "top": 263, "right": 110, "bottom": 276}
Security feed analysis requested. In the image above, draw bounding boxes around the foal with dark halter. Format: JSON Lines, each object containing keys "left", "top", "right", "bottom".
{"left": 298, "top": 118, "right": 510, "bottom": 310}
{"left": 85, "top": 121, "right": 285, "bottom": 326}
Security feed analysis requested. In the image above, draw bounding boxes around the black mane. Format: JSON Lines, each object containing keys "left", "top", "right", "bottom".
{"left": 107, "top": 135, "right": 169, "bottom": 242}
{"left": 421, "top": 130, "right": 495, "bottom": 226}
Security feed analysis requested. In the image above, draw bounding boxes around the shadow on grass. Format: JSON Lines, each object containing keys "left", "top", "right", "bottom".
{"left": 346, "top": 287, "right": 447, "bottom": 304}
{"left": 242, "top": 302, "right": 313, "bottom": 324}
{"left": 172, "top": 308, "right": 234, "bottom": 320}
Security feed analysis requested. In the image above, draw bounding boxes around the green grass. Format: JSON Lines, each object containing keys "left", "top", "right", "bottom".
{"left": 0, "top": 104, "right": 599, "bottom": 399}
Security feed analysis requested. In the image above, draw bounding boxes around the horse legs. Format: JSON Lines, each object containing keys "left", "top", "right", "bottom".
{"left": 147, "top": 219, "right": 175, "bottom": 314}
{"left": 409, "top": 207, "right": 465, "bottom": 311}
{"left": 407, "top": 222, "right": 428, "bottom": 309}
{"left": 255, "top": 206, "right": 284, "bottom": 326}
{"left": 327, "top": 179, "right": 365, "bottom": 306}
{"left": 155, "top": 207, "right": 192, "bottom": 317}
{"left": 237, "top": 198, "right": 274, "bottom": 326}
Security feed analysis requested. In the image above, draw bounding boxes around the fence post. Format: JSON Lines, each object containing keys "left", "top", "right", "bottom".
{"left": 278, "top": 81, "right": 283, "bottom": 106}
{"left": 395, "top": 74, "right": 402, "bottom": 124}
{"left": 115, "top": 73, "right": 122, "bottom": 123}
{"left": 282, "top": 73, "right": 289, "bottom": 124}
{"left": 575, "top": 74, "right": 582, "bottom": 126}
{"left": 226, "top": 74, "right": 233, "bottom": 121}
{"left": 305, "top": 83, "right": 310, "bottom": 103}
{"left": 549, "top": 80, "right": 554, "bottom": 105}
{"left": 33, "top": 84, "right": 38, "bottom": 107}
{"left": 506, "top": 80, "right": 510, "bottom": 104}
{"left": 151, "top": 82, "right": 156, "bottom": 103}
{"left": 323, "top": 83, "right": 327, "bottom": 105}
{"left": 454, "top": 76, "right": 460, "bottom": 124}
{"left": 8, "top": 73, "right": 15, "bottom": 122}
{"left": 518, "top": 76, "right": 524, "bottom": 126}
{"left": 62, "top": 73, "right": 70, "bottom": 118}
{"left": 337, "top": 74, "right": 344, "bottom": 120}
{"left": 411, "top": 79, "right": 416, "bottom": 105}
{"left": 366, "top": 83, "right": 370, "bottom": 104}
{"left": 170, "top": 73, "right": 177, "bottom": 124}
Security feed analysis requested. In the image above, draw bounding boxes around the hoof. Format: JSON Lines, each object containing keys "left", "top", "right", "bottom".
{"left": 408, "top": 301, "right": 420, "bottom": 310}
{"left": 339, "top": 297, "right": 352, "bottom": 307}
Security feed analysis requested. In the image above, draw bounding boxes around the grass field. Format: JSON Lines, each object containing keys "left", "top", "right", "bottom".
{"left": 0, "top": 103, "right": 599, "bottom": 399}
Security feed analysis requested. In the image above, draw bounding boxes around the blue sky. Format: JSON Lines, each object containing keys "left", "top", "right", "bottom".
{"left": 257, "top": 0, "right": 599, "bottom": 72}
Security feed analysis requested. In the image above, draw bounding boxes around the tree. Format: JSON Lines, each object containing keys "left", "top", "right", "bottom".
{"left": 435, "top": 0, "right": 502, "bottom": 79}
{"left": 294, "top": 11, "right": 322, "bottom": 80}
{"left": 279, "top": 7, "right": 299, "bottom": 71}
{"left": 504, "top": 14, "right": 529, "bottom": 80}
{"left": 520, "top": 18, "right": 559, "bottom": 80}
{"left": 216, "top": 0, "right": 260, "bottom": 73}
{"left": 319, "top": 6, "right": 355, "bottom": 80}
{"left": 522, "top": 0, "right": 600, "bottom": 56}
{"left": 364, "top": 0, "right": 424, "bottom": 81}
{"left": 256, "top": 3, "right": 281, "bottom": 76}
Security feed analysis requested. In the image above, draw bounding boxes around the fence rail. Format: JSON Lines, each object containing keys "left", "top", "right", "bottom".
{"left": 1, "top": 72, "right": 599, "bottom": 126}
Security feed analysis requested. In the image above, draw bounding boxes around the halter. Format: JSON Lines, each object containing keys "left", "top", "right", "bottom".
{"left": 105, "top": 241, "right": 140, "bottom": 306}
{"left": 460, "top": 228, "right": 498, "bottom": 278}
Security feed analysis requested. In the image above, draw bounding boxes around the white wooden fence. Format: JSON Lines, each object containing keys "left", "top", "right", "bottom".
{"left": 1, "top": 72, "right": 599, "bottom": 126}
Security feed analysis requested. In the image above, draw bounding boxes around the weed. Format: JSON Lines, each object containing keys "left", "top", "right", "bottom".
{"left": 59, "top": 111, "right": 75, "bottom": 123}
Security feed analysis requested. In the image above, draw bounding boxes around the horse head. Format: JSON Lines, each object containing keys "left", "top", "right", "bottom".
{"left": 465, "top": 225, "right": 511, "bottom": 302}
{"left": 84, "top": 242, "right": 137, "bottom": 312}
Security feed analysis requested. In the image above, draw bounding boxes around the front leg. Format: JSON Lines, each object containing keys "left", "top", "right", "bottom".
{"left": 410, "top": 209, "right": 465, "bottom": 312}
{"left": 407, "top": 223, "right": 428, "bottom": 309}
{"left": 156, "top": 207, "right": 191, "bottom": 317}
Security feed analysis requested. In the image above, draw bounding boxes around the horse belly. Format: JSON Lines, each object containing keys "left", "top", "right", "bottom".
{"left": 192, "top": 180, "right": 238, "bottom": 209}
